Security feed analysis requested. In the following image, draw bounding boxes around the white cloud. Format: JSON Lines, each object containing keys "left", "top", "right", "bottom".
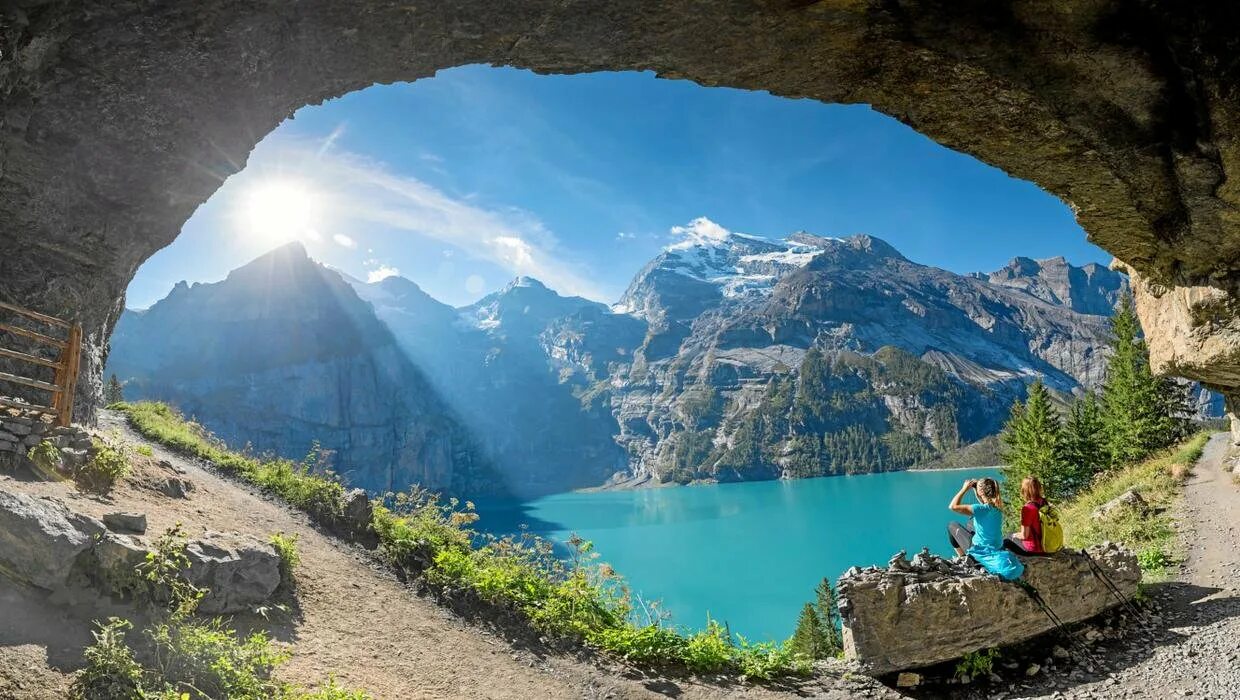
{"left": 333, "top": 233, "right": 357, "bottom": 249}
{"left": 316, "top": 123, "right": 348, "bottom": 157}
{"left": 616, "top": 231, "right": 637, "bottom": 241}
{"left": 366, "top": 265, "right": 400, "bottom": 283}
{"left": 668, "top": 217, "right": 732, "bottom": 250}
{"left": 239, "top": 137, "right": 605, "bottom": 300}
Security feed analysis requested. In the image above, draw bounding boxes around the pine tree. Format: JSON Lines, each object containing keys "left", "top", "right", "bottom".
{"left": 1000, "top": 380, "right": 1068, "bottom": 529}
{"left": 104, "top": 374, "right": 125, "bottom": 405}
{"left": 790, "top": 603, "right": 828, "bottom": 659}
{"left": 1100, "top": 293, "right": 1182, "bottom": 466}
{"left": 814, "top": 577, "right": 842, "bottom": 656}
{"left": 1060, "top": 393, "right": 1106, "bottom": 495}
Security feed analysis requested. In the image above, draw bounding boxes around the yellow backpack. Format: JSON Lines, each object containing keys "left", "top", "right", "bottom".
{"left": 1038, "top": 501, "right": 1064, "bottom": 553}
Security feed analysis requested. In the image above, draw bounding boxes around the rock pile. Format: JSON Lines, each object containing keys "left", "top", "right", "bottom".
{"left": 0, "top": 403, "right": 96, "bottom": 474}
{"left": 837, "top": 544, "right": 1140, "bottom": 675}
{"left": 0, "top": 486, "right": 279, "bottom": 613}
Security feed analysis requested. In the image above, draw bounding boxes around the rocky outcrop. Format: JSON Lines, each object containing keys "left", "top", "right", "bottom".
{"left": 1093, "top": 489, "right": 1149, "bottom": 520}
{"left": 837, "top": 544, "right": 1140, "bottom": 675}
{"left": 0, "top": 487, "right": 279, "bottom": 613}
{"left": 0, "top": 489, "right": 104, "bottom": 590}
{"left": 1125, "top": 265, "right": 1240, "bottom": 419}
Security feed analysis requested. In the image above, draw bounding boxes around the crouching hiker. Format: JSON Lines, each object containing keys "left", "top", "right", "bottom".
{"left": 946, "top": 477, "right": 1025, "bottom": 581}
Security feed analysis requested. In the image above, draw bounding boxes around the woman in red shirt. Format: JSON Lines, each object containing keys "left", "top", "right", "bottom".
{"left": 1006, "top": 476, "right": 1046, "bottom": 554}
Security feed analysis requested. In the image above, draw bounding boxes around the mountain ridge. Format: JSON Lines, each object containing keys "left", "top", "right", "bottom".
{"left": 108, "top": 224, "right": 1219, "bottom": 495}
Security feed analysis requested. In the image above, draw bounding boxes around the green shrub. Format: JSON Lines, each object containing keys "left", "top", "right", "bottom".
{"left": 69, "top": 618, "right": 145, "bottom": 700}
{"left": 136, "top": 444, "right": 154, "bottom": 457}
{"left": 75, "top": 442, "right": 131, "bottom": 493}
{"left": 134, "top": 525, "right": 204, "bottom": 617}
{"left": 26, "top": 439, "right": 62, "bottom": 475}
{"left": 955, "top": 647, "right": 999, "bottom": 680}
{"left": 147, "top": 617, "right": 290, "bottom": 699}
{"left": 270, "top": 532, "right": 300, "bottom": 588}
{"left": 1137, "top": 547, "right": 1171, "bottom": 572}
{"left": 735, "top": 637, "right": 810, "bottom": 681}
{"left": 586, "top": 624, "right": 688, "bottom": 665}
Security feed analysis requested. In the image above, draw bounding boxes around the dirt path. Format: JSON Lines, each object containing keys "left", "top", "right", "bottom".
{"left": 1, "top": 411, "right": 893, "bottom": 700}
{"left": 1019, "top": 433, "right": 1240, "bottom": 699}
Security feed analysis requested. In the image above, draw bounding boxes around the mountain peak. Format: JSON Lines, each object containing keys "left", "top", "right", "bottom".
{"left": 843, "top": 233, "right": 903, "bottom": 259}
{"left": 503, "top": 276, "right": 549, "bottom": 292}
{"left": 985, "top": 254, "right": 1127, "bottom": 315}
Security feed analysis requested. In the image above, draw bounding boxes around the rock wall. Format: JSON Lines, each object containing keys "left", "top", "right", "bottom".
{"left": 1, "top": 1, "right": 1240, "bottom": 419}
{"left": 0, "top": 404, "right": 94, "bottom": 474}
{"left": 837, "top": 544, "right": 1140, "bottom": 675}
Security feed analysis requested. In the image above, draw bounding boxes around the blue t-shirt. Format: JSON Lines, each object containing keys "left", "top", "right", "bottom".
{"left": 967, "top": 503, "right": 1025, "bottom": 581}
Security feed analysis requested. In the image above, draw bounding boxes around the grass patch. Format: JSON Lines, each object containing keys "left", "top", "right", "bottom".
{"left": 1059, "top": 432, "right": 1210, "bottom": 580}
{"left": 114, "top": 402, "right": 811, "bottom": 680}
{"left": 269, "top": 532, "right": 300, "bottom": 589}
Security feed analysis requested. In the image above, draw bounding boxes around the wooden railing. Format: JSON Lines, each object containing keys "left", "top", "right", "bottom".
{"left": 0, "top": 300, "right": 82, "bottom": 427}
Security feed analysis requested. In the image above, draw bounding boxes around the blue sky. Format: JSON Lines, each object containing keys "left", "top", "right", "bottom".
{"left": 127, "top": 65, "right": 1108, "bottom": 308}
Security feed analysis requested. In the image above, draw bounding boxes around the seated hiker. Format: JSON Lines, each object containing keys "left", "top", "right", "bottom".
{"left": 946, "top": 477, "right": 1025, "bottom": 581}
{"left": 1006, "top": 476, "right": 1063, "bottom": 555}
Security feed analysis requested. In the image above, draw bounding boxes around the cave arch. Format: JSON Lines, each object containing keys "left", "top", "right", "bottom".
{"left": 1, "top": 0, "right": 1238, "bottom": 419}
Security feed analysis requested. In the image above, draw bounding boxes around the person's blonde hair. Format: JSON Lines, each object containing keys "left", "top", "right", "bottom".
{"left": 977, "top": 477, "right": 1002, "bottom": 507}
{"left": 1021, "top": 476, "right": 1043, "bottom": 503}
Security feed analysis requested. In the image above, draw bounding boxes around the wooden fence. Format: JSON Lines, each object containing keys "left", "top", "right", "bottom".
{"left": 0, "top": 300, "right": 82, "bottom": 427}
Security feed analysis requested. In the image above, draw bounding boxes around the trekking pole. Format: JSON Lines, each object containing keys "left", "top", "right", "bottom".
{"left": 1080, "top": 551, "right": 1150, "bottom": 625}
{"left": 1016, "top": 581, "right": 1102, "bottom": 668}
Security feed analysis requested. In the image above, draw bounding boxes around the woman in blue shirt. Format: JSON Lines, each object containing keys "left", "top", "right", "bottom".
{"left": 946, "top": 478, "right": 1025, "bottom": 581}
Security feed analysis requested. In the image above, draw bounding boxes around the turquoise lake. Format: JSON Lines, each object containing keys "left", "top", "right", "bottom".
{"left": 480, "top": 467, "right": 1001, "bottom": 642}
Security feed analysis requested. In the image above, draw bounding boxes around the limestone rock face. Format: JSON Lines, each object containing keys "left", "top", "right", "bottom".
{"left": 1, "top": 1, "right": 1239, "bottom": 419}
{"left": 837, "top": 544, "right": 1139, "bottom": 675}
{"left": 183, "top": 532, "right": 282, "bottom": 615}
{"left": 0, "top": 489, "right": 104, "bottom": 590}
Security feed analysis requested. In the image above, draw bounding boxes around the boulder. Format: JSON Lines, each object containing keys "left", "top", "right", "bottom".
{"left": 102, "top": 512, "right": 147, "bottom": 534}
{"left": 0, "top": 489, "right": 104, "bottom": 590}
{"left": 341, "top": 487, "right": 378, "bottom": 548}
{"left": 92, "top": 532, "right": 150, "bottom": 595}
{"left": 837, "top": 543, "right": 1139, "bottom": 675}
{"left": 157, "top": 476, "right": 194, "bottom": 498}
{"left": 183, "top": 532, "right": 281, "bottom": 614}
{"left": 1092, "top": 489, "right": 1148, "bottom": 520}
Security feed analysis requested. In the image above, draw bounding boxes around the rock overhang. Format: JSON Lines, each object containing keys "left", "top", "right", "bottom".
{"left": 0, "top": 0, "right": 1237, "bottom": 421}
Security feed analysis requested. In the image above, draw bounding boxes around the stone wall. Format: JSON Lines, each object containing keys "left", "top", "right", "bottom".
{"left": 0, "top": 403, "right": 93, "bottom": 473}
{"left": 837, "top": 544, "right": 1140, "bottom": 675}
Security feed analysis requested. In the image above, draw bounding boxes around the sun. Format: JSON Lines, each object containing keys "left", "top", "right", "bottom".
{"left": 237, "top": 179, "right": 321, "bottom": 245}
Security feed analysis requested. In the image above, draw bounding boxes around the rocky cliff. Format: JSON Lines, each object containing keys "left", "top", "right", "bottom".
{"left": 545, "top": 224, "right": 1129, "bottom": 483}
{"left": 111, "top": 231, "right": 1221, "bottom": 496}
{"left": 108, "top": 243, "right": 497, "bottom": 497}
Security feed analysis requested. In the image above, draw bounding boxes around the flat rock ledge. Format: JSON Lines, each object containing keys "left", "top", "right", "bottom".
{"left": 837, "top": 543, "right": 1139, "bottom": 675}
